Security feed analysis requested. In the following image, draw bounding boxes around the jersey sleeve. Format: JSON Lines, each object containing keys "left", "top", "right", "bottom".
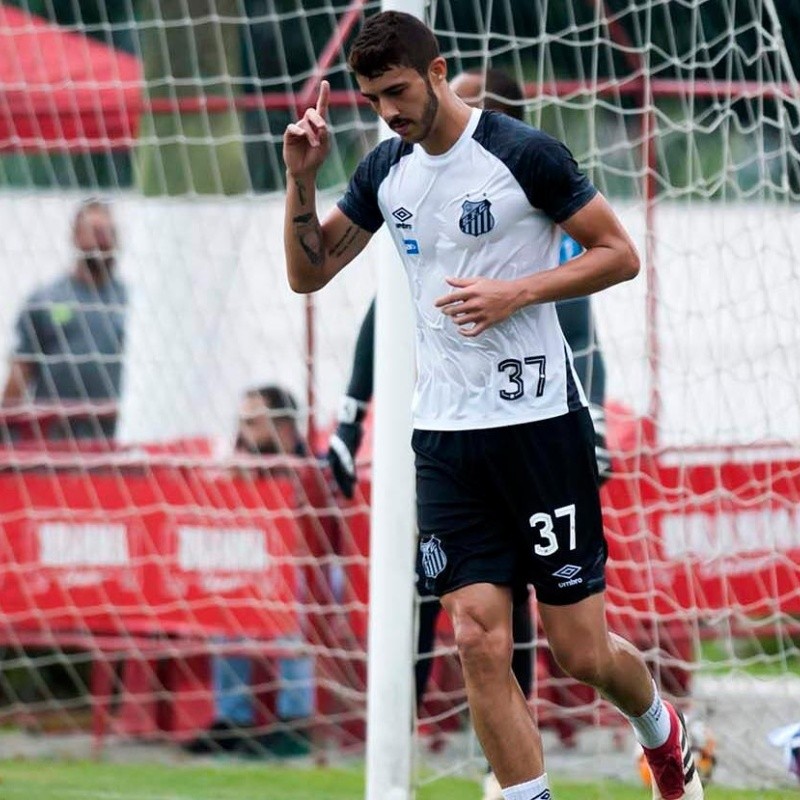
{"left": 519, "top": 135, "right": 597, "bottom": 223}
{"left": 337, "top": 151, "right": 385, "bottom": 234}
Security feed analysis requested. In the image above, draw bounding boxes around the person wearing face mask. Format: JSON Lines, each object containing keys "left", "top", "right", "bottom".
{"left": 2, "top": 198, "right": 126, "bottom": 440}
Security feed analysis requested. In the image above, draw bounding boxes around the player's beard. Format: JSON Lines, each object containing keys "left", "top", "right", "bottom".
{"left": 413, "top": 80, "right": 439, "bottom": 143}
{"left": 391, "top": 80, "right": 439, "bottom": 143}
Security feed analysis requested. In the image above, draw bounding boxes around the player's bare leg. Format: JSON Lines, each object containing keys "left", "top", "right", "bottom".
{"left": 440, "top": 583, "right": 546, "bottom": 790}
{"left": 539, "top": 592, "right": 704, "bottom": 799}
{"left": 539, "top": 593, "right": 652, "bottom": 714}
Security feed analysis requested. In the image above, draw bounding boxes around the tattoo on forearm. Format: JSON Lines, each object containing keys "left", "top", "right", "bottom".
{"left": 328, "top": 225, "right": 361, "bottom": 258}
{"left": 294, "top": 179, "right": 307, "bottom": 206}
{"left": 293, "top": 214, "right": 324, "bottom": 267}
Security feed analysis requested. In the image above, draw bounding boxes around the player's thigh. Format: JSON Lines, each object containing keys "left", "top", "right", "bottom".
{"left": 537, "top": 591, "right": 612, "bottom": 672}
{"left": 487, "top": 409, "right": 607, "bottom": 605}
{"left": 413, "top": 429, "right": 516, "bottom": 598}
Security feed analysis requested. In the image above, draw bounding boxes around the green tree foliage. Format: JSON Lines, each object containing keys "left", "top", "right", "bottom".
{"left": 135, "top": 0, "right": 249, "bottom": 196}
{"left": 2, "top": 0, "right": 798, "bottom": 197}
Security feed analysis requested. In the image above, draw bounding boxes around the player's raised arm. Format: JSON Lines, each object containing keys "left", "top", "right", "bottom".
{"left": 283, "top": 80, "right": 372, "bottom": 294}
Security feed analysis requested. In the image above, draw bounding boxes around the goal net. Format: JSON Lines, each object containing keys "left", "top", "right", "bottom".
{"left": 0, "top": 0, "right": 798, "bottom": 794}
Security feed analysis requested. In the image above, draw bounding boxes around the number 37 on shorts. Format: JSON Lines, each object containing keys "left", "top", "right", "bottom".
{"left": 529, "top": 503, "right": 576, "bottom": 556}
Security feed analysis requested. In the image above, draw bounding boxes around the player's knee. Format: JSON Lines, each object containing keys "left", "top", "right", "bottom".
{"left": 451, "top": 609, "right": 512, "bottom": 675}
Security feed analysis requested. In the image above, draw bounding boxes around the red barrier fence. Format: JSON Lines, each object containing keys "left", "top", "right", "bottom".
{"left": 0, "top": 408, "right": 798, "bottom": 748}
{"left": 0, "top": 467, "right": 299, "bottom": 640}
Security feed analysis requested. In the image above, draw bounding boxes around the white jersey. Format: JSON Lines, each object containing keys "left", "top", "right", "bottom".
{"left": 338, "top": 108, "right": 597, "bottom": 431}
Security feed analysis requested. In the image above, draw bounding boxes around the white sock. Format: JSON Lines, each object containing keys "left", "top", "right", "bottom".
{"left": 501, "top": 772, "right": 551, "bottom": 800}
{"left": 627, "top": 681, "right": 672, "bottom": 749}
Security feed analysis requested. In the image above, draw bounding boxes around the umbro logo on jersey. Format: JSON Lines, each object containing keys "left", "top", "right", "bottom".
{"left": 459, "top": 198, "right": 495, "bottom": 237}
{"left": 392, "top": 207, "right": 412, "bottom": 222}
{"left": 392, "top": 206, "right": 413, "bottom": 229}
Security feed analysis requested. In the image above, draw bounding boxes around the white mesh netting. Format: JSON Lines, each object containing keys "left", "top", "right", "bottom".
{"left": 0, "top": 0, "right": 798, "bottom": 794}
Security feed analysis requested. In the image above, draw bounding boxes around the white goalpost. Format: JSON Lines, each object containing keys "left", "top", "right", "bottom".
{"left": 364, "top": 6, "right": 421, "bottom": 800}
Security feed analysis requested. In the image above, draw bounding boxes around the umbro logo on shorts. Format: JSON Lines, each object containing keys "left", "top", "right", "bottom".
{"left": 552, "top": 564, "right": 581, "bottom": 580}
{"left": 552, "top": 563, "right": 584, "bottom": 588}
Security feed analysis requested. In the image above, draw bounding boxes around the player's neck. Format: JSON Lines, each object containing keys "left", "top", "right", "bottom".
{"left": 418, "top": 100, "right": 473, "bottom": 156}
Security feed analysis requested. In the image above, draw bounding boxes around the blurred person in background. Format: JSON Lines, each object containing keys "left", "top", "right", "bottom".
{"left": 184, "top": 385, "right": 319, "bottom": 757}
{"left": 1, "top": 198, "right": 126, "bottom": 441}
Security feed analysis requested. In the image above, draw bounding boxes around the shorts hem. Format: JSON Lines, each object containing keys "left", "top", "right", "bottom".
{"left": 535, "top": 580, "right": 606, "bottom": 607}
{"left": 432, "top": 575, "right": 515, "bottom": 599}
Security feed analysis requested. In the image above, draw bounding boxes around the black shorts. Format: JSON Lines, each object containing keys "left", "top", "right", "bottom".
{"left": 413, "top": 408, "right": 607, "bottom": 606}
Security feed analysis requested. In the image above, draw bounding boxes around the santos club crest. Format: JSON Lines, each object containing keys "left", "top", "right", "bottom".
{"left": 420, "top": 536, "right": 447, "bottom": 579}
{"left": 459, "top": 198, "right": 495, "bottom": 237}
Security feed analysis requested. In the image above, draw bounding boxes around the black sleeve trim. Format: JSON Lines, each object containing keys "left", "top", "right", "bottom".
{"left": 473, "top": 113, "right": 597, "bottom": 224}
{"left": 528, "top": 141, "right": 597, "bottom": 223}
{"left": 336, "top": 138, "right": 412, "bottom": 233}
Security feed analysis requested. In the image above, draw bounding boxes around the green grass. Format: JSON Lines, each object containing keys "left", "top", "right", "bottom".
{"left": 0, "top": 761, "right": 796, "bottom": 800}
{"left": 699, "top": 638, "right": 800, "bottom": 678}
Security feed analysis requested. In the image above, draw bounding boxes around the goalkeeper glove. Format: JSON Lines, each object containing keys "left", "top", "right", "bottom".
{"left": 589, "top": 403, "right": 612, "bottom": 486}
{"left": 327, "top": 396, "right": 367, "bottom": 499}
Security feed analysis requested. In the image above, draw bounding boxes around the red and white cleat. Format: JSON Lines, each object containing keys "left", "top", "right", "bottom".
{"left": 643, "top": 703, "right": 705, "bottom": 800}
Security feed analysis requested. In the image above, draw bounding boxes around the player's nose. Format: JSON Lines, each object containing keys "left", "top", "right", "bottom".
{"left": 379, "top": 98, "right": 399, "bottom": 119}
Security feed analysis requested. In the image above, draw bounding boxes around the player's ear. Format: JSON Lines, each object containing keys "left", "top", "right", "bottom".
{"left": 428, "top": 57, "right": 448, "bottom": 86}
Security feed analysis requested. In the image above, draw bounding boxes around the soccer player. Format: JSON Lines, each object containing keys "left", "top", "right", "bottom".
{"left": 328, "top": 67, "right": 611, "bottom": 496}
{"left": 282, "top": 12, "right": 703, "bottom": 800}
{"left": 327, "top": 66, "right": 611, "bottom": 799}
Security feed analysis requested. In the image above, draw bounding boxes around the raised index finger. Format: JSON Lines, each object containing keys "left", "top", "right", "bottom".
{"left": 316, "top": 80, "right": 331, "bottom": 119}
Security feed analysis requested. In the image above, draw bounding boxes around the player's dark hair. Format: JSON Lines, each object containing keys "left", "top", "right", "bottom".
{"left": 475, "top": 68, "right": 525, "bottom": 121}
{"left": 348, "top": 11, "right": 440, "bottom": 79}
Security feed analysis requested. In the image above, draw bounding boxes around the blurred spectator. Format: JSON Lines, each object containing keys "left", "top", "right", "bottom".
{"left": 235, "top": 385, "right": 306, "bottom": 458}
{"left": 184, "top": 385, "right": 315, "bottom": 756}
{"left": 1, "top": 198, "right": 126, "bottom": 441}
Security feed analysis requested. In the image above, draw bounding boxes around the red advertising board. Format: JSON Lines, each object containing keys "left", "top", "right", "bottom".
{"left": 0, "top": 467, "right": 300, "bottom": 640}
